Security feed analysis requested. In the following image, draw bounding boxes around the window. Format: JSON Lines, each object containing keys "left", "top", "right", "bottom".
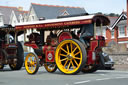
{"left": 119, "top": 25, "right": 125, "bottom": 37}
{"left": 32, "top": 16, "right": 34, "bottom": 20}
{"left": 61, "top": 10, "right": 69, "bottom": 16}
{"left": 111, "top": 30, "right": 114, "bottom": 38}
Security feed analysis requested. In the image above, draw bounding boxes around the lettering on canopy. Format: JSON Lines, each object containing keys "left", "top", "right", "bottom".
{"left": 15, "top": 19, "right": 92, "bottom": 30}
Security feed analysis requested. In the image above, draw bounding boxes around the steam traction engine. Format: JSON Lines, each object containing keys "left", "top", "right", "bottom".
{"left": 0, "top": 25, "right": 24, "bottom": 70}
{"left": 15, "top": 14, "right": 110, "bottom": 74}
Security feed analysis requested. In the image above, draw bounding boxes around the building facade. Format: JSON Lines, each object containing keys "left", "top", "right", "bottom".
{"left": 106, "top": 12, "right": 128, "bottom": 46}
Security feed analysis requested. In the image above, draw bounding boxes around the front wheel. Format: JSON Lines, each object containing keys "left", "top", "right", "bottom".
{"left": 44, "top": 63, "right": 57, "bottom": 73}
{"left": 55, "top": 39, "right": 87, "bottom": 74}
{"left": 25, "top": 53, "right": 39, "bottom": 74}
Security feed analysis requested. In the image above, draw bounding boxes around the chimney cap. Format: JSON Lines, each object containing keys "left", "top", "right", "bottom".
{"left": 18, "top": 6, "right": 23, "bottom": 11}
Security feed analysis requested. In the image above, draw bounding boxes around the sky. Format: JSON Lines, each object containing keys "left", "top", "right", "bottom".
{"left": 0, "top": 0, "right": 126, "bottom": 14}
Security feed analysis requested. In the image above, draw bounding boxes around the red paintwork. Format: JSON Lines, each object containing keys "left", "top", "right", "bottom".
{"left": 45, "top": 50, "right": 55, "bottom": 62}
{"left": 86, "top": 36, "right": 105, "bottom": 65}
{"left": 42, "top": 45, "right": 56, "bottom": 62}
{"left": 90, "top": 40, "right": 98, "bottom": 51}
{"left": 43, "top": 45, "right": 55, "bottom": 54}
{"left": 24, "top": 42, "right": 38, "bottom": 49}
{"left": 87, "top": 40, "right": 98, "bottom": 64}
{"left": 87, "top": 51, "right": 93, "bottom": 64}
{"left": 58, "top": 32, "right": 72, "bottom": 43}
{"left": 38, "top": 56, "right": 42, "bottom": 59}
{"left": 15, "top": 19, "right": 92, "bottom": 30}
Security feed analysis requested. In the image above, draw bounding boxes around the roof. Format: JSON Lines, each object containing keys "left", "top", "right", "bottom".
{"left": 108, "top": 16, "right": 118, "bottom": 27}
{"left": 16, "top": 14, "right": 110, "bottom": 30}
{"left": 0, "top": 6, "right": 18, "bottom": 24}
{"left": 14, "top": 10, "right": 28, "bottom": 22}
{"left": 109, "top": 12, "right": 127, "bottom": 30}
{"left": 31, "top": 3, "right": 87, "bottom": 19}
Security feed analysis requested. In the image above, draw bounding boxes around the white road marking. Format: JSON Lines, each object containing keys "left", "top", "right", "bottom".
{"left": 115, "top": 76, "right": 128, "bottom": 79}
{"left": 96, "top": 78, "right": 111, "bottom": 81}
{"left": 74, "top": 77, "right": 128, "bottom": 85}
{"left": 74, "top": 80, "right": 91, "bottom": 84}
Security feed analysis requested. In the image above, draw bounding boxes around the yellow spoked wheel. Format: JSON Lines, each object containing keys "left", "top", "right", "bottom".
{"left": 81, "top": 65, "right": 98, "bottom": 73}
{"left": 25, "top": 53, "right": 39, "bottom": 74}
{"left": 44, "top": 63, "right": 57, "bottom": 73}
{"left": 55, "top": 39, "right": 87, "bottom": 74}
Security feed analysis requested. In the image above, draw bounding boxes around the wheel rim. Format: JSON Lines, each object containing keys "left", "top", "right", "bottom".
{"left": 44, "top": 63, "right": 57, "bottom": 72}
{"left": 55, "top": 40, "right": 83, "bottom": 74}
{"left": 25, "top": 53, "right": 38, "bottom": 74}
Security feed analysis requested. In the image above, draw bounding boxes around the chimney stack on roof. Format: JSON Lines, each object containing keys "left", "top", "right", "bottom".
{"left": 18, "top": 6, "right": 23, "bottom": 11}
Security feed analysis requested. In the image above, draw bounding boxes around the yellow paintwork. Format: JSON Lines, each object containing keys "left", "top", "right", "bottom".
{"left": 55, "top": 40, "right": 82, "bottom": 74}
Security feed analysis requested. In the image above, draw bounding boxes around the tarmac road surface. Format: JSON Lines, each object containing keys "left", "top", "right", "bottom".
{"left": 0, "top": 66, "right": 128, "bottom": 85}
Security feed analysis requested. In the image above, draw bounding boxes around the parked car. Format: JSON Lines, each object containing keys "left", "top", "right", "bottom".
{"left": 99, "top": 52, "right": 114, "bottom": 70}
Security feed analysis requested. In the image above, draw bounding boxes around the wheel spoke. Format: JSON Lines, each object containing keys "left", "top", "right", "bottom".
{"left": 66, "top": 44, "right": 69, "bottom": 53}
{"left": 72, "top": 47, "right": 78, "bottom": 53}
{"left": 64, "top": 60, "right": 69, "bottom": 67}
{"left": 74, "top": 57, "right": 81, "bottom": 60}
{"left": 70, "top": 43, "right": 72, "bottom": 53}
{"left": 71, "top": 60, "right": 75, "bottom": 69}
{"left": 60, "top": 58, "right": 68, "bottom": 62}
{"left": 30, "top": 64, "right": 34, "bottom": 70}
{"left": 74, "top": 59, "right": 79, "bottom": 66}
{"left": 60, "top": 47, "right": 68, "bottom": 54}
{"left": 34, "top": 64, "right": 36, "bottom": 67}
{"left": 67, "top": 61, "right": 71, "bottom": 70}
{"left": 74, "top": 51, "right": 80, "bottom": 56}
{"left": 30, "top": 57, "right": 32, "bottom": 61}
{"left": 60, "top": 54, "right": 67, "bottom": 57}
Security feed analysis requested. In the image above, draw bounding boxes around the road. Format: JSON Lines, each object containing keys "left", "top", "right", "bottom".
{"left": 0, "top": 66, "right": 128, "bottom": 85}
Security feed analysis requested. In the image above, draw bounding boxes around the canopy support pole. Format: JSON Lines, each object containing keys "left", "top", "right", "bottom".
{"left": 94, "top": 22, "right": 96, "bottom": 39}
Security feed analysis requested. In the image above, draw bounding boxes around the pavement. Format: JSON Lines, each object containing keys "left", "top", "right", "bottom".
{"left": 0, "top": 66, "right": 128, "bottom": 85}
